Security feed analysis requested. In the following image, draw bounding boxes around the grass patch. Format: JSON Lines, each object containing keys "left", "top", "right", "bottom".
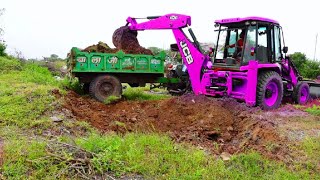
{"left": 0, "top": 59, "right": 61, "bottom": 127}
{"left": 123, "top": 87, "right": 169, "bottom": 101}
{"left": 74, "top": 133, "right": 316, "bottom": 179}
{"left": 104, "top": 95, "right": 121, "bottom": 104}
{"left": 305, "top": 105, "right": 320, "bottom": 115}
{"left": 0, "top": 56, "right": 22, "bottom": 73}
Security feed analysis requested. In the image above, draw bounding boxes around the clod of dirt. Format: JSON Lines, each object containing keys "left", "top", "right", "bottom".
{"left": 63, "top": 91, "right": 288, "bottom": 159}
{"left": 220, "top": 152, "right": 231, "bottom": 161}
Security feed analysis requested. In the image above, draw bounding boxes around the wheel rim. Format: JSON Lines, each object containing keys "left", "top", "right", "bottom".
{"left": 264, "top": 81, "right": 279, "bottom": 107}
{"left": 99, "top": 82, "right": 114, "bottom": 97}
{"left": 300, "top": 86, "right": 309, "bottom": 103}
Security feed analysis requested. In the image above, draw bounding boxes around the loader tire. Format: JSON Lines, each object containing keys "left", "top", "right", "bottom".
{"left": 293, "top": 82, "right": 310, "bottom": 105}
{"left": 256, "top": 71, "right": 283, "bottom": 110}
{"left": 89, "top": 75, "right": 122, "bottom": 102}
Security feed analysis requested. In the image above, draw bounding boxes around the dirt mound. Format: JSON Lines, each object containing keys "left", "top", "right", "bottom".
{"left": 63, "top": 91, "right": 288, "bottom": 158}
{"left": 82, "top": 41, "right": 118, "bottom": 53}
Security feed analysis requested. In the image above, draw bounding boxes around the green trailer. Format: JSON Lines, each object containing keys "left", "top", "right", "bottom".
{"left": 68, "top": 47, "right": 167, "bottom": 101}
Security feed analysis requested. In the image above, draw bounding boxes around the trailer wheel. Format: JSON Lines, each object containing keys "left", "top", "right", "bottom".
{"left": 89, "top": 75, "right": 122, "bottom": 102}
{"left": 256, "top": 71, "right": 283, "bottom": 110}
{"left": 82, "top": 83, "right": 90, "bottom": 94}
{"left": 293, "top": 82, "right": 310, "bottom": 104}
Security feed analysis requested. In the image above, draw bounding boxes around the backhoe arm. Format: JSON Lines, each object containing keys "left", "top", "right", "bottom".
{"left": 125, "top": 14, "right": 209, "bottom": 94}
{"left": 126, "top": 14, "right": 191, "bottom": 30}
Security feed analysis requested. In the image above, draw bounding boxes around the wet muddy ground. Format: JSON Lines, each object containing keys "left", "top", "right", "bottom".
{"left": 61, "top": 91, "right": 319, "bottom": 161}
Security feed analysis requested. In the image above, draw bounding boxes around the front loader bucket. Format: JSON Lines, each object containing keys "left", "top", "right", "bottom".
{"left": 308, "top": 81, "right": 320, "bottom": 98}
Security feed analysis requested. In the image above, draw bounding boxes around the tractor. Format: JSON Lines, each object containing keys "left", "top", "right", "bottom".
{"left": 114, "top": 14, "right": 319, "bottom": 109}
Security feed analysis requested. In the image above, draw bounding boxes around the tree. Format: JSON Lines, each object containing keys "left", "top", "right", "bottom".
{"left": 290, "top": 52, "right": 320, "bottom": 79}
{"left": 50, "top": 54, "right": 59, "bottom": 59}
{"left": 290, "top": 52, "right": 307, "bottom": 70}
{"left": 148, "top": 47, "right": 162, "bottom": 55}
{"left": 0, "top": 8, "right": 6, "bottom": 57}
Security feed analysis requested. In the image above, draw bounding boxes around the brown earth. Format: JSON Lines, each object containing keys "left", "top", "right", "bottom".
{"left": 0, "top": 138, "right": 3, "bottom": 167}
{"left": 63, "top": 91, "right": 290, "bottom": 159}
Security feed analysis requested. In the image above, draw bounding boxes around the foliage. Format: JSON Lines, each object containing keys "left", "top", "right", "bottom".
{"left": 123, "top": 86, "right": 169, "bottom": 101}
{"left": 0, "top": 42, "right": 6, "bottom": 57}
{"left": 104, "top": 95, "right": 121, "bottom": 104}
{"left": 305, "top": 105, "right": 320, "bottom": 115}
{"left": 290, "top": 52, "right": 320, "bottom": 79}
{"left": 148, "top": 47, "right": 182, "bottom": 65}
{"left": 0, "top": 56, "right": 22, "bottom": 72}
{"left": 0, "top": 57, "right": 59, "bottom": 127}
{"left": 73, "top": 133, "right": 314, "bottom": 179}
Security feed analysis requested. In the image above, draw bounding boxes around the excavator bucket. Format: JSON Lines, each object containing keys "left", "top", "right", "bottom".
{"left": 112, "top": 26, "right": 153, "bottom": 55}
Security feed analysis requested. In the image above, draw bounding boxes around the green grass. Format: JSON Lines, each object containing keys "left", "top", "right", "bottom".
{"left": 305, "top": 105, "right": 320, "bottom": 115}
{"left": 123, "top": 86, "right": 169, "bottom": 101}
{"left": 74, "top": 133, "right": 315, "bottom": 179}
{"left": 0, "top": 59, "right": 63, "bottom": 127}
{"left": 104, "top": 95, "right": 121, "bottom": 104}
{"left": 2, "top": 132, "right": 316, "bottom": 179}
{"left": 0, "top": 56, "right": 22, "bottom": 73}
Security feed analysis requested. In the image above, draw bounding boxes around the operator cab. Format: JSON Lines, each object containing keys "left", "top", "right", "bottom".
{"left": 212, "top": 17, "right": 287, "bottom": 69}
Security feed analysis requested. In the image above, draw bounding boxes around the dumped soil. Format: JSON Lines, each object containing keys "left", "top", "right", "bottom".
{"left": 64, "top": 91, "right": 290, "bottom": 159}
{"left": 82, "top": 41, "right": 119, "bottom": 54}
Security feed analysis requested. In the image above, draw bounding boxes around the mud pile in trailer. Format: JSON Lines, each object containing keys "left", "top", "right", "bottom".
{"left": 64, "top": 92, "right": 290, "bottom": 159}
{"left": 82, "top": 41, "right": 118, "bottom": 53}
{"left": 81, "top": 26, "right": 152, "bottom": 55}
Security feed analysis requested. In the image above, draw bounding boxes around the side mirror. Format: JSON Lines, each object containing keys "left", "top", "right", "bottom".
{"left": 283, "top": 46, "right": 288, "bottom": 53}
{"left": 170, "top": 44, "right": 179, "bottom": 52}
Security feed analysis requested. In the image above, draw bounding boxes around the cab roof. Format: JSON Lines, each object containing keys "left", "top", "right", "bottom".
{"left": 215, "top": 16, "right": 279, "bottom": 25}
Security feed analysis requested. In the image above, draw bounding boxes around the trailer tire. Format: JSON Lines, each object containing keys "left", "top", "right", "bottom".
{"left": 82, "top": 83, "right": 90, "bottom": 94}
{"left": 256, "top": 71, "right": 283, "bottom": 110}
{"left": 293, "top": 82, "right": 310, "bottom": 104}
{"left": 89, "top": 75, "right": 122, "bottom": 102}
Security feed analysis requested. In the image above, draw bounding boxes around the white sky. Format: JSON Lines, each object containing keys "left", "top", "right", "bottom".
{"left": 1, "top": 0, "right": 320, "bottom": 60}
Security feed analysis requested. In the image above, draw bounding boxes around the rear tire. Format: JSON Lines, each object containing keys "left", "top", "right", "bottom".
{"left": 293, "top": 82, "right": 310, "bottom": 104}
{"left": 89, "top": 75, "right": 122, "bottom": 102}
{"left": 256, "top": 71, "right": 283, "bottom": 110}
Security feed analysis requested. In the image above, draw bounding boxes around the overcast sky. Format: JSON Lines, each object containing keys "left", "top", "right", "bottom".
{"left": 1, "top": 0, "right": 320, "bottom": 60}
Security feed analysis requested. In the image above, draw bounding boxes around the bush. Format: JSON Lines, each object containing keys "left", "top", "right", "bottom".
{"left": 0, "top": 42, "right": 7, "bottom": 57}
{"left": 0, "top": 56, "right": 22, "bottom": 73}
{"left": 290, "top": 52, "right": 320, "bottom": 79}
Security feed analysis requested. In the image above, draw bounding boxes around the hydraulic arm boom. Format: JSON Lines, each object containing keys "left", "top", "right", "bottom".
{"left": 126, "top": 14, "right": 210, "bottom": 94}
